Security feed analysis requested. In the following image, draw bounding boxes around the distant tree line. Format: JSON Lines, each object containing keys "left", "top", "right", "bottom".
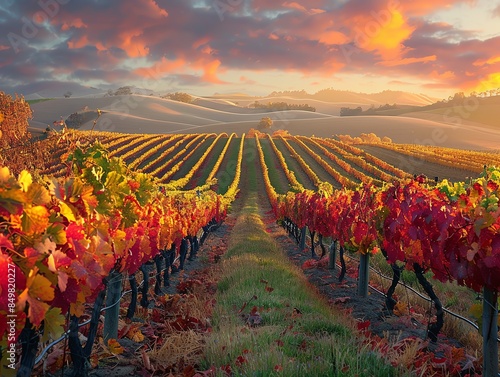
{"left": 339, "top": 106, "right": 363, "bottom": 116}
{"left": 340, "top": 103, "right": 398, "bottom": 116}
{"left": 252, "top": 101, "right": 315, "bottom": 112}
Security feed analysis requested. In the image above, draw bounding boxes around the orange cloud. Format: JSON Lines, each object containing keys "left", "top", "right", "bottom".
{"left": 119, "top": 30, "right": 150, "bottom": 57}
{"left": 268, "top": 33, "right": 280, "bottom": 40}
{"left": 318, "top": 30, "right": 350, "bottom": 45}
{"left": 430, "top": 70, "right": 455, "bottom": 80}
{"left": 61, "top": 18, "right": 87, "bottom": 31}
{"left": 67, "top": 35, "right": 105, "bottom": 51}
{"left": 283, "top": 1, "right": 307, "bottom": 12}
{"left": 378, "top": 55, "right": 436, "bottom": 66}
{"left": 201, "top": 59, "right": 224, "bottom": 84}
{"left": 133, "top": 57, "right": 186, "bottom": 78}
{"left": 473, "top": 55, "right": 500, "bottom": 66}
{"left": 133, "top": 56, "right": 224, "bottom": 84}
{"left": 349, "top": 8, "right": 415, "bottom": 60}
{"left": 67, "top": 35, "right": 89, "bottom": 49}
{"left": 283, "top": 2, "right": 326, "bottom": 15}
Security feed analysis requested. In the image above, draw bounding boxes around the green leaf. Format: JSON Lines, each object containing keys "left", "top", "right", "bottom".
{"left": 41, "top": 307, "right": 66, "bottom": 342}
{"left": 46, "top": 223, "right": 67, "bottom": 244}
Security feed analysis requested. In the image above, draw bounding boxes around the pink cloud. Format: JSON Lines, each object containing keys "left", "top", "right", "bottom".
{"left": 378, "top": 55, "right": 437, "bottom": 66}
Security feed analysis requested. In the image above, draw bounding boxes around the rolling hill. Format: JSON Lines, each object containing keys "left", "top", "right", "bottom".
{"left": 28, "top": 93, "right": 500, "bottom": 150}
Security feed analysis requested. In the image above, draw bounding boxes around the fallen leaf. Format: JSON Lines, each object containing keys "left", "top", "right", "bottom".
{"left": 107, "top": 338, "right": 124, "bottom": 355}
{"left": 333, "top": 296, "right": 350, "bottom": 304}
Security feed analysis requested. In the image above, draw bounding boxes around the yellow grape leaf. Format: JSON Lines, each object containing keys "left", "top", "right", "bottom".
{"left": 41, "top": 307, "right": 66, "bottom": 342}
{"left": 70, "top": 301, "right": 85, "bottom": 318}
{"left": 59, "top": 201, "right": 77, "bottom": 222}
{"left": 28, "top": 270, "right": 56, "bottom": 301}
{"left": 111, "top": 229, "right": 128, "bottom": 259}
{"left": 80, "top": 184, "right": 98, "bottom": 212}
{"left": 27, "top": 182, "right": 51, "bottom": 206}
{"left": 47, "top": 254, "right": 56, "bottom": 272}
{"left": 18, "top": 170, "right": 32, "bottom": 192}
{"left": 107, "top": 338, "right": 124, "bottom": 355}
{"left": 17, "top": 270, "right": 53, "bottom": 325}
{"left": 21, "top": 205, "right": 50, "bottom": 234}
{"left": 0, "top": 187, "right": 27, "bottom": 215}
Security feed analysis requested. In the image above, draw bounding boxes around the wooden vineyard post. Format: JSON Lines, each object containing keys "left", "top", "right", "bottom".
{"left": 104, "top": 271, "right": 123, "bottom": 342}
{"left": 357, "top": 253, "right": 370, "bottom": 297}
{"left": 328, "top": 240, "right": 337, "bottom": 270}
{"left": 482, "top": 288, "right": 498, "bottom": 377}
{"left": 299, "top": 226, "right": 307, "bottom": 250}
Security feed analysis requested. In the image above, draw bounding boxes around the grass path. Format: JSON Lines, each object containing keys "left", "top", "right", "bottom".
{"left": 200, "top": 156, "right": 399, "bottom": 376}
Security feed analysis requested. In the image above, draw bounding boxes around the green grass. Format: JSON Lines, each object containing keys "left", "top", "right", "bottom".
{"left": 272, "top": 138, "right": 316, "bottom": 190}
{"left": 186, "top": 136, "right": 229, "bottom": 189}
{"left": 259, "top": 138, "right": 289, "bottom": 194}
{"left": 215, "top": 137, "right": 240, "bottom": 194}
{"left": 201, "top": 160, "right": 402, "bottom": 376}
{"left": 168, "top": 136, "right": 214, "bottom": 180}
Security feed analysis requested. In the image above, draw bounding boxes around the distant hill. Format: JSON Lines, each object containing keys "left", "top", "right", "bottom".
{"left": 396, "top": 95, "right": 500, "bottom": 129}
{"left": 265, "top": 89, "right": 438, "bottom": 107}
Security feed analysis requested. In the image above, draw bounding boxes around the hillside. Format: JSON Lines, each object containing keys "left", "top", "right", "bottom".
{"left": 28, "top": 93, "right": 500, "bottom": 150}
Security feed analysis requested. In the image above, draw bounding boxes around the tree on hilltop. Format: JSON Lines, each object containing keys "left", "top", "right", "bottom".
{"left": 114, "top": 86, "right": 133, "bottom": 96}
{"left": 258, "top": 117, "right": 273, "bottom": 130}
{"left": 163, "top": 92, "right": 193, "bottom": 103}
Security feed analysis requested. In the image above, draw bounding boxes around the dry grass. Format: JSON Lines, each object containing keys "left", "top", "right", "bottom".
{"left": 148, "top": 330, "right": 205, "bottom": 370}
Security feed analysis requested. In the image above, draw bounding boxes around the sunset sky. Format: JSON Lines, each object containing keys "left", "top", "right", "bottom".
{"left": 1, "top": 0, "right": 499, "bottom": 98}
